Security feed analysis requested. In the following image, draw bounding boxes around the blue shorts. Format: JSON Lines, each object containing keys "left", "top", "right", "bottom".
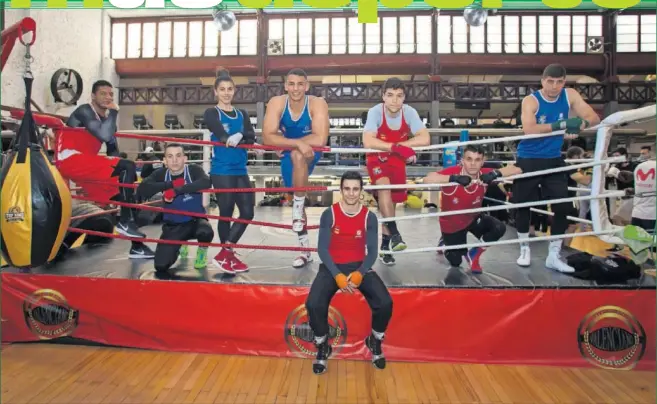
{"left": 280, "top": 151, "right": 322, "bottom": 188}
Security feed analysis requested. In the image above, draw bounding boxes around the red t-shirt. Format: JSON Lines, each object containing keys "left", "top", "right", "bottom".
{"left": 328, "top": 202, "right": 369, "bottom": 264}
{"left": 438, "top": 165, "right": 493, "bottom": 233}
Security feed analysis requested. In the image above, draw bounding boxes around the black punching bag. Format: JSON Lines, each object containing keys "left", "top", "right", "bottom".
{"left": 0, "top": 75, "right": 72, "bottom": 268}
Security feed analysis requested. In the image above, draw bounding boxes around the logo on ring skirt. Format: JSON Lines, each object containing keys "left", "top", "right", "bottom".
{"left": 23, "top": 289, "right": 79, "bottom": 340}
{"left": 577, "top": 305, "right": 646, "bottom": 370}
{"left": 284, "top": 304, "right": 347, "bottom": 357}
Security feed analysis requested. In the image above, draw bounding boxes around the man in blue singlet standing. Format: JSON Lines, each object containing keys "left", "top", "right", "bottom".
{"left": 263, "top": 68, "right": 330, "bottom": 268}
{"left": 514, "top": 64, "right": 600, "bottom": 272}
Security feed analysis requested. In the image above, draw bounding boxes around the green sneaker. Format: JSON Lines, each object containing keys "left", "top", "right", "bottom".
{"left": 179, "top": 245, "right": 188, "bottom": 259}
{"left": 194, "top": 247, "right": 208, "bottom": 270}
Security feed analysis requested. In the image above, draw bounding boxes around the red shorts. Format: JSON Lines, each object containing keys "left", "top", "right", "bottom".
{"left": 56, "top": 154, "right": 121, "bottom": 203}
{"left": 366, "top": 154, "right": 407, "bottom": 204}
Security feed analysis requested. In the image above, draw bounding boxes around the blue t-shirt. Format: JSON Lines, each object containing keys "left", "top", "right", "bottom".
{"left": 517, "top": 88, "right": 570, "bottom": 159}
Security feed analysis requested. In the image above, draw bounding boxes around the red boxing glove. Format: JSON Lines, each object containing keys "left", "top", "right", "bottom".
{"left": 172, "top": 178, "right": 185, "bottom": 188}
{"left": 163, "top": 189, "right": 175, "bottom": 202}
{"left": 391, "top": 144, "right": 415, "bottom": 160}
{"left": 164, "top": 178, "right": 185, "bottom": 202}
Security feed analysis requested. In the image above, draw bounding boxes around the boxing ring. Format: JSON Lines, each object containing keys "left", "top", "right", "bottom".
{"left": 2, "top": 89, "right": 656, "bottom": 371}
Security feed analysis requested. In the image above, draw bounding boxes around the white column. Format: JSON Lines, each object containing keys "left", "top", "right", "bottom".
{"left": 202, "top": 129, "right": 211, "bottom": 208}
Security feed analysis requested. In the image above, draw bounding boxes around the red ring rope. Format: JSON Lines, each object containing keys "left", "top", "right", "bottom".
{"left": 70, "top": 199, "right": 162, "bottom": 221}
{"left": 67, "top": 228, "right": 316, "bottom": 252}
{"left": 72, "top": 178, "right": 331, "bottom": 194}
{"left": 71, "top": 195, "right": 319, "bottom": 230}
{"left": 114, "top": 131, "right": 331, "bottom": 153}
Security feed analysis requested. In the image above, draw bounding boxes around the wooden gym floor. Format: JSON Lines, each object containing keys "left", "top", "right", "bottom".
{"left": 2, "top": 344, "right": 655, "bottom": 404}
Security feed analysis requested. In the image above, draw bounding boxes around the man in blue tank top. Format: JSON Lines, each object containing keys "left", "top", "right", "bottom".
{"left": 263, "top": 68, "right": 330, "bottom": 268}
{"left": 513, "top": 64, "right": 600, "bottom": 273}
{"left": 136, "top": 143, "right": 214, "bottom": 279}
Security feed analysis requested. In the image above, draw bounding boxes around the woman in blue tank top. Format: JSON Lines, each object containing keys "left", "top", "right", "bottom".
{"left": 202, "top": 68, "right": 259, "bottom": 274}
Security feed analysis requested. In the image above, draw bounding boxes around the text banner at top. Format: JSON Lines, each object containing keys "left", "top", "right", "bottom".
{"left": 5, "top": 0, "right": 655, "bottom": 24}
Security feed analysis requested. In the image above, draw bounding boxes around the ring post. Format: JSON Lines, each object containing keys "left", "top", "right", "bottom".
{"left": 590, "top": 126, "right": 624, "bottom": 245}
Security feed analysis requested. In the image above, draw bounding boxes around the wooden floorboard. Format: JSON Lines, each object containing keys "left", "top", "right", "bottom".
{"left": 1, "top": 344, "right": 655, "bottom": 404}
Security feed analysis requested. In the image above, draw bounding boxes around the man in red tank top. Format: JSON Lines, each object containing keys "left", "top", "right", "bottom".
{"left": 362, "top": 78, "right": 430, "bottom": 266}
{"left": 421, "top": 145, "right": 520, "bottom": 273}
{"left": 305, "top": 171, "right": 392, "bottom": 375}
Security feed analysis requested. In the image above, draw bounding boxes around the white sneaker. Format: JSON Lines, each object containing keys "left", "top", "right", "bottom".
{"left": 517, "top": 246, "right": 531, "bottom": 267}
{"left": 293, "top": 253, "right": 313, "bottom": 268}
{"left": 545, "top": 253, "right": 575, "bottom": 273}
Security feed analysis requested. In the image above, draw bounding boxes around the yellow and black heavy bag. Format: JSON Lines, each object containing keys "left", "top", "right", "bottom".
{"left": 0, "top": 76, "right": 72, "bottom": 268}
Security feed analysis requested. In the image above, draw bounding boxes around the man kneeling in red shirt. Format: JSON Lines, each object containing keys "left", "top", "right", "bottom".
{"left": 305, "top": 171, "right": 392, "bottom": 375}
{"left": 422, "top": 145, "right": 521, "bottom": 273}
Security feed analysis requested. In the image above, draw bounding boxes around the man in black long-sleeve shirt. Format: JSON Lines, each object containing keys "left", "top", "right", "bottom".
{"left": 56, "top": 80, "right": 154, "bottom": 259}
{"left": 305, "top": 171, "right": 392, "bottom": 375}
{"left": 136, "top": 143, "right": 214, "bottom": 278}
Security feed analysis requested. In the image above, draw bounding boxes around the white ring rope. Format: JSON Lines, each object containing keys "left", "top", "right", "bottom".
{"left": 483, "top": 196, "right": 593, "bottom": 225}
{"left": 356, "top": 156, "right": 625, "bottom": 192}
{"left": 498, "top": 156, "right": 625, "bottom": 182}
{"left": 329, "top": 105, "right": 655, "bottom": 154}
{"left": 131, "top": 158, "right": 611, "bottom": 169}
{"left": 379, "top": 190, "right": 627, "bottom": 222}
{"left": 389, "top": 229, "right": 618, "bottom": 254}
{"left": 127, "top": 105, "right": 655, "bottom": 155}
{"left": 502, "top": 180, "right": 591, "bottom": 194}
{"left": 329, "top": 127, "right": 588, "bottom": 153}
{"left": 569, "top": 186, "right": 590, "bottom": 193}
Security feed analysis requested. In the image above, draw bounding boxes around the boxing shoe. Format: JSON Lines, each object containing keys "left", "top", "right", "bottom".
{"left": 389, "top": 233, "right": 407, "bottom": 252}
{"left": 179, "top": 245, "right": 189, "bottom": 259}
{"left": 466, "top": 247, "right": 484, "bottom": 273}
{"left": 129, "top": 242, "right": 155, "bottom": 259}
{"left": 294, "top": 231, "right": 313, "bottom": 268}
{"left": 517, "top": 246, "right": 531, "bottom": 267}
{"left": 194, "top": 247, "right": 208, "bottom": 270}
{"left": 379, "top": 246, "right": 395, "bottom": 265}
{"left": 312, "top": 337, "right": 332, "bottom": 375}
{"left": 545, "top": 253, "right": 575, "bottom": 273}
{"left": 293, "top": 253, "right": 313, "bottom": 268}
{"left": 212, "top": 248, "right": 236, "bottom": 274}
{"left": 228, "top": 250, "right": 249, "bottom": 272}
{"left": 365, "top": 333, "right": 386, "bottom": 370}
{"left": 116, "top": 220, "right": 146, "bottom": 238}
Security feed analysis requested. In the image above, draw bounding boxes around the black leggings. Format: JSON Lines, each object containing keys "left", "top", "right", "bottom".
{"left": 211, "top": 175, "right": 255, "bottom": 244}
{"left": 154, "top": 219, "right": 214, "bottom": 273}
{"left": 306, "top": 264, "right": 393, "bottom": 337}
{"left": 443, "top": 214, "right": 506, "bottom": 267}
